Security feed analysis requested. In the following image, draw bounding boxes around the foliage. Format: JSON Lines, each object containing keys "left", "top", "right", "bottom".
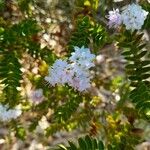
{"left": 0, "top": 0, "right": 149, "bottom": 149}
{"left": 117, "top": 30, "right": 150, "bottom": 120}
{"left": 56, "top": 135, "right": 104, "bottom": 150}
{"left": 68, "top": 16, "right": 108, "bottom": 52}
{"left": 0, "top": 50, "right": 22, "bottom": 106}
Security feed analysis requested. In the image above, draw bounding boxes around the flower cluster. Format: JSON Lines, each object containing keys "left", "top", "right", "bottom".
{"left": 0, "top": 104, "right": 22, "bottom": 122}
{"left": 45, "top": 46, "right": 96, "bottom": 92}
{"left": 45, "top": 59, "right": 69, "bottom": 86}
{"left": 108, "top": 3, "right": 148, "bottom": 30}
{"left": 108, "top": 9, "right": 122, "bottom": 28}
{"left": 121, "top": 3, "right": 148, "bottom": 30}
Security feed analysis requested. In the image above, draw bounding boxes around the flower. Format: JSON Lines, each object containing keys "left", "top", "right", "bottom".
{"left": 68, "top": 67, "right": 92, "bottom": 91}
{"left": 30, "top": 89, "right": 44, "bottom": 104}
{"left": 108, "top": 9, "right": 122, "bottom": 28}
{"left": 69, "top": 74, "right": 91, "bottom": 91}
{"left": 69, "top": 46, "right": 95, "bottom": 69}
{"left": 0, "top": 104, "right": 22, "bottom": 122}
{"left": 45, "top": 46, "right": 96, "bottom": 92}
{"left": 45, "top": 59, "right": 69, "bottom": 86}
{"left": 121, "top": 3, "right": 148, "bottom": 30}
{"left": 68, "top": 46, "right": 95, "bottom": 91}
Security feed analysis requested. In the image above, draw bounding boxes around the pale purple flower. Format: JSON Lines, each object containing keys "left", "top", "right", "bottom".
{"left": 30, "top": 89, "right": 44, "bottom": 104}
{"left": 69, "top": 74, "right": 91, "bottom": 92}
{"left": 108, "top": 9, "right": 122, "bottom": 28}
{"left": 45, "top": 46, "right": 96, "bottom": 92}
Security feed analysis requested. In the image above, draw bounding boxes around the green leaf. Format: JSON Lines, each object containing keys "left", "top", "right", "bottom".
{"left": 141, "top": 60, "right": 150, "bottom": 66}
{"left": 128, "top": 75, "right": 140, "bottom": 81}
{"left": 92, "top": 139, "right": 98, "bottom": 149}
{"left": 141, "top": 74, "right": 150, "bottom": 79}
{"left": 98, "top": 141, "right": 104, "bottom": 150}
{"left": 122, "top": 50, "right": 132, "bottom": 56}
{"left": 68, "top": 141, "right": 77, "bottom": 150}
{"left": 125, "top": 64, "right": 135, "bottom": 69}
{"left": 135, "top": 33, "right": 144, "bottom": 41}
{"left": 138, "top": 43, "right": 147, "bottom": 50}
{"left": 140, "top": 67, "right": 150, "bottom": 74}
{"left": 85, "top": 135, "right": 93, "bottom": 150}
{"left": 137, "top": 51, "right": 147, "bottom": 58}
{"left": 56, "top": 136, "right": 105, "bottom": 150}
{"left": 78, "top": 137, "right": 88, "bottom": 150}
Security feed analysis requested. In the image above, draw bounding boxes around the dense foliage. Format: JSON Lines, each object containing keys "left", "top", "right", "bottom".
{"left": 0, "top": 0, "right": 150, "bottom": 149}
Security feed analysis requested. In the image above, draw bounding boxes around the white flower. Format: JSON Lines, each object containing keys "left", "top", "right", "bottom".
{"left": 108, "top": 9, "right": 122, "bottom": 28}
{"left": 0, "top": 104, "right": 22, "bottom": 122}
{"left": 68, "top": 46, "right": 95, "bottom": 91}
{"left": 30, "top": 89, "right": 44, "bottom": 104}
{"left": 45, "top": 46, "right": 96, "bottom": 92}
{"left": 121, "top": 3, "right": 148, "bottom": 30}
{"left": 45, "top": 59, "right": 69, "bottom": 86}
{"left": 69, "top": 46, "right": 95, "bottom": 69}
